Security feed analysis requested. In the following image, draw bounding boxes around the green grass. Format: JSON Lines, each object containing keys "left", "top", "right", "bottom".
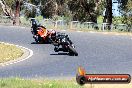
{"left": 0, "top": 43, "right": 23, "bottom": 63}
{"left": 0, "top": 78, "right": 132, "bottom": 88}
{"left": 0, "top": 78, "right": 84, "bottom": 88}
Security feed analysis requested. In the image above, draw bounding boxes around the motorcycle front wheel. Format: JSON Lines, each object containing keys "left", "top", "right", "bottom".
{"left": 68, "top": 46, "right": 78, "bottom": 56}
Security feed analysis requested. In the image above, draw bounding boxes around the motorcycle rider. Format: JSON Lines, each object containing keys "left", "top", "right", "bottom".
{"left": 37, "top": 26, "right": 58, "bottom": 43}
{"left": 31, "top": 18, "right": 50, "bottom": 43}
{"left": 56, "top": 33, "right": 73, "bottom": 45}
{"left": 31, "top": 18, "right": 39, "bottom": 35}
{"left": 30, "top": 18, "right": 57, "bottom": 43}
{"left": 53, "top": 33, "right": 74, "bottom": 52}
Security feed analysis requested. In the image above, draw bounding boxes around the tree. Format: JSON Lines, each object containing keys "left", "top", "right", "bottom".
{"left": 55, "top": 0, "right": 66, "bottom": 16}
{"left": 117, "top": 0, "right": 132, "bottom": 25}
{"left": 39, "top": 0, "right": 67, "bottom": 18}
{"left": 0, "top": 0, "right": 14, "bottom": 16}
{"left": 15, "top": 0, "right": 21, "bottom": 25}
{"left": 106, "top": 0, "right": 112, "bottom": 24}
{"left": 41, "top": 0, "right": 56, "bottom": 18}
{"left": 0, "top": 0, "right": 23, "bottom": 25}
{"left": 0, "top": 0, "right": 106, "bottom": 24}
{"left": 67, "top": 0, "right": 105, "bottom": 22}
{"left": 25, "top": 6, "right": 36, "bottom": 18}
{"left": 29, "top": 0, "right": 40, "bottom": 5}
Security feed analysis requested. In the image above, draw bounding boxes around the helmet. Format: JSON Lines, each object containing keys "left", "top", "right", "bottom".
{"left": 31, "top": 18, "right": 39, "bottom": 26}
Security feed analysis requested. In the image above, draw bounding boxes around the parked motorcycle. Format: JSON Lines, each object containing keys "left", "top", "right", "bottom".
{"left": 53, "top": 32, "right": 78, "bottom": 56}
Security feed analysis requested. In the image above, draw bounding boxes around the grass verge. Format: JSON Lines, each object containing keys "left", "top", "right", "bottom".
{"left": 0, "top": 43, "right": 23, "bottom": 63}
{"left": 67, "top": 28, "right": 132, "bottom": 36}
{"left": 0, "top": 78, "right": 131, "bottom": 88}
{"left": 0, "top": 78, "right": 84, "bottom": 88}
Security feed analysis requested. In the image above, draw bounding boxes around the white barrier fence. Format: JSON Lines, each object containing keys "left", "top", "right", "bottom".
{"left": 0, "top": 16, "right": 132, "bottom": 32}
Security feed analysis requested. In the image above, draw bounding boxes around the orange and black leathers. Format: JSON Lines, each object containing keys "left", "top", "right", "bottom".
{"left": 37, "top": 27, "right": 48, "bottom": 40}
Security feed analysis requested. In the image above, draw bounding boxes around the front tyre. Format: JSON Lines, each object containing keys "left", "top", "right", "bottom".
{"left": 33, "top": 35, "right": 39, "bottom": 43}
{"left": 68, "top": 46, "right": 78, "bottom": 56}
{"left": 33, "top": 35, "right": 43, "bottom": 43}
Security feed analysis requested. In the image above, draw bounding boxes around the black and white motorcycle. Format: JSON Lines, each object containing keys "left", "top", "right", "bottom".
{"left": 53, "top": 32, "right": 78, "bottom": 56}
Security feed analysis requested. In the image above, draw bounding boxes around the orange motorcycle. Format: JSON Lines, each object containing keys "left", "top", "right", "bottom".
{"left": 33, "top": 26, "right": 56, "bottom": 43}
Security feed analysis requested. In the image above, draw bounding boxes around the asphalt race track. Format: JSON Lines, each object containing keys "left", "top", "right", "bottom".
{"left": 0, "top": 25, "right": 132, "bottom": 78}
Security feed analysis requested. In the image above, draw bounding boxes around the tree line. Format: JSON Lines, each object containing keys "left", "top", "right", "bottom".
{"left": 0, "top": 0, "right": 131, "bottom": 25}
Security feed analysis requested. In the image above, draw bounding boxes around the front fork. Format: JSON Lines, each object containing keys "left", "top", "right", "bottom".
{"left": 54, "top": 44, "right": 69, "bottom": 52}
{"left": 33, "top": 35, "right": 39, "bottom": 43}
{"left": 54, "top": 45, "right": 59, "bottom": 52}
{"left": 54, "top": 43, "right": 63, "bottom": 52}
